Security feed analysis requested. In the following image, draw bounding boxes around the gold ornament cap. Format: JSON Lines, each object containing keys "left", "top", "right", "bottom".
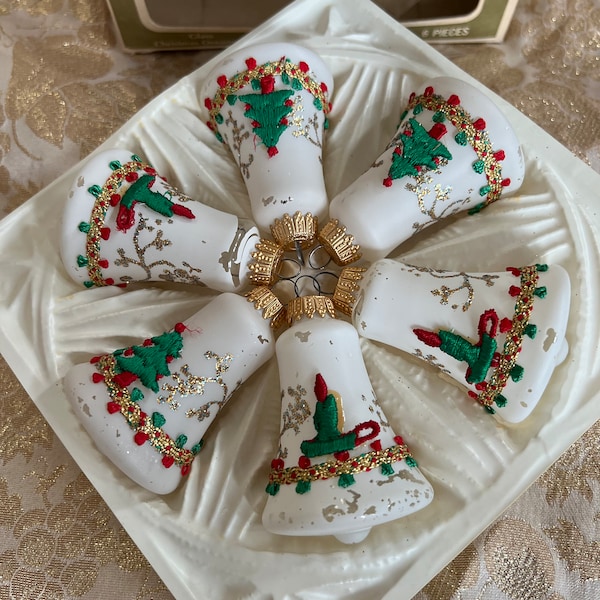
{"left": 332, "top": 266, "right": 366, "bottom": 316}
{"left": 270, "top": 212, "right": 318, "bottom": 251}
{"left": 248, "top": 239, "right": 284, "bottom": 286}
{"left": 317, "top": 219, "right": 362, "bottom": 266}
{"left": 286, "top": 295, "right": 336, "bottom": 324}
{"left": 246, "top": 286, "right": 287, "bottom": 329}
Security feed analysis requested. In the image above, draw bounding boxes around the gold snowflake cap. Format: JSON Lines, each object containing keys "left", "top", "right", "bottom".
{"left": 247, "top": 239, "right": 284, "bottom": 286}
{"left": 286, "top": 295, "right": 336, "bottom": 324}
{"left": 332, "top": 266, "right": 367, "bottom": 316}
{"left": 317, "top": 219, "right": 362, "bottom": 266}
{"left": 246, "top": 286, "right": 287, "bottom": 329}
{"left": 270, "top": 211, "right": 318, "bottom": 250}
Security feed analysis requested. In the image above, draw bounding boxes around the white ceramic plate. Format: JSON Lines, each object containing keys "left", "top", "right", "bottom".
{"left": 2, "top": 0, "right": 600, "bottom": 598}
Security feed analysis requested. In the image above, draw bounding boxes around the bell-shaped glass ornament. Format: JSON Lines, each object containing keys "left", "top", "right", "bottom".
{"left": 61, "top": 149, "right": 259, "bottom": 292}
{"left": 329, "top": 77, "right": 525, "bottom": 262}
{"left": 353, "top": 259, "right": 570, "bottom": 423}
{"left": 63, "top": 292, "right": 274, "bottom": 494}
{"left": 263, "top": 296, "right": 434, "bottom": 543}
{"left": 202, "top": 43, "right": 334, "bottom": 231}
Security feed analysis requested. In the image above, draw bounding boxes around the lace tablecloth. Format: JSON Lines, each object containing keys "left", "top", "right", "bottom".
{"left": 0, "top": 0, "right": 598, "bottom": 598}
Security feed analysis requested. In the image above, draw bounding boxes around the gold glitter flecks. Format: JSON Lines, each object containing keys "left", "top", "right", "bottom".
{"left": 290, "top": 95, "right": 324, "bottom": 149}
{"left": 406, "top": 264, "right": 499, "bottom": 312}
{"left": 157, "top": 353, "right": 232, "bottom": 421}
{"left": 223, "top": 109, "right": 254, "bottom": 178}
{"left": 267, "top": 443, "right": 413, "bottom": 488}
{"left": 278, "top": 385, "right": 311, "bottom": 459}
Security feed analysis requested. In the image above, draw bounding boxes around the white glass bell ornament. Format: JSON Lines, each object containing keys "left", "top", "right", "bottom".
{"left": 63, "top": 292, "right": 274, "bottom": 495}
{"left": 201, "top": 43, "right": 333, "bottom": 231}
{"left": 262, "top": 296, "right": 434, "bottom": 544}
{"left": 60, "top": 149, "right": 259, "bottom": 292}
{"left": 353, "top": 259, "right": 571, "bottom": 424}
{"left": 329, "top": 77, "right": 525, "bottom": 262}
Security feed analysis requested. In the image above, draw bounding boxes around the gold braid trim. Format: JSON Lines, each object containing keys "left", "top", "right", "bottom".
{"left": 268, "top": 443, "right": 414, "bottom": 487}
{"left": 475, "top": 265, "right": 540, "bottom": 408}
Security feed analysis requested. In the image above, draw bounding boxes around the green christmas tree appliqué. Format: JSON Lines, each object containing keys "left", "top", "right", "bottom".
{"left": 236, "top": 74, "right": 295, "bottom": 157}
{"left": 112, "top": 326, "right": 185, "bottom": 393}
{"left": 383, "top": 117, "right": 453, "bottom": 187}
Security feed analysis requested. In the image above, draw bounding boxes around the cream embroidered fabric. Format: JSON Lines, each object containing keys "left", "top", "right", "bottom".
{"left": 0, "top": 0, "right": 599, "bottom": 598}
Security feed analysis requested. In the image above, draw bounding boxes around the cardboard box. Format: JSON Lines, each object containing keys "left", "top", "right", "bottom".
{"left": 106, "top": 0, "right": 519, "bottom": 52}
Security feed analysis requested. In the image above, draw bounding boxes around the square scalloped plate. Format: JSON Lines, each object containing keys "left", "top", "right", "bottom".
{"left": 1, "top": 0, "right": 599, "bottom": 598}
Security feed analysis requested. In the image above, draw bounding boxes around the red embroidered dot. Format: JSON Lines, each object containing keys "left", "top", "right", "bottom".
{"left": 144, "top": 167, "right": 157, "bottom": 175}
{"left": 509, "top": 285, "right": 521, "bottom": 297}
{"left": 134, "top": 431, "right": 149, "bottom": 445}
{"left": 334, "top": 451, "right": 350, "bottom": 462}
{"left": 110, "top": 194, "right": 121, "bottom": 206}
{"left": 89, "top": 355, "right": 101, "bottom": 364}
{"left": 424, "top": 86, "right": 434, "bottom": 96}
{"left": 100, "top": 227, "right": 111, "bottom": 240}
{"left": 501, "top": 178, "right": 511, "bottom": 187}
{"left": 204, "top": 98, "right": 212, "bottom": 110}
{"left": 143, "top": 339, "right": 153, "bottom": 346}
{"left": 174, "top": 322, "right": 186, "bottom": 333}
{"left": 206, "top": 121, "right": 214, "bottom": 131}
{"left": 217, "top": 75, "right": 228, "bottom": 88}
{"left": 106, "top": 401, "right": 121, "bottom": 414}
{"left": 383, "top": 177, "right": 393, "bottom": 187}
{"left": 473, "top": 118, "right": 487, "bottom": 130}
{"left": 298, "top": 61, "right": 309, "bottom": 73}
{"left": 271, "top": 458, "right": 285, "bottom": 470}
{"left": 92, "top": 373, "right": 104, "bottom": 383}
{"left": 98, "top": 259, "right": 109, "bottom": 268}
{"left": 393, "top": 435, "right": 404, "bottom": 446}
{"left": 370, "top": 440, "right": 382, "bottom": 452}
{"left": 162, "top": 455, "right": 175, "bottom": 468}
{"left": 468, "top": 390, "right": 478, "bottom": 399}
{"left": 104, "top": 278, "right": 114, "bottom": 285}
{"left": 181, "top": 464, "right": 191, "bottom": 477}
{"left": 320, "top": 81, "right": 328, "bottom": 92}
{"left": 447, "top": 94, "right": 460, "bottom": 106}
{"left": 245, "top": 57, "right": 257, "bottom": 70}
{"left": 494, "top": 150, "right": 506, "bottom": 161}
{"left": 267, "top": 146, "right": 278, "bottom": 157}
{"left": 298, "top": 455, "right": 311, "bottom": 468}
{"left": 428, "top": 123, "right": 447, "bottom": 140}
{"left": 499, "top": 317, "right": 513, "bottom": 332}
{"left": 125, "top": 172, "right": 139, "bottom": 183}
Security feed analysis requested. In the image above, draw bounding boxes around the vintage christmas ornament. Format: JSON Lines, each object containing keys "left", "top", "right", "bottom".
{"left": 63, "top": 292, "right": 274, "bottom": 494}
{"left": 60, "top": 149, "right": 259, "bottom": 292}
{"left": 353, "top": 259, "right": 570, "bottom": 423}
{"left": 202, "top": 43, "right": 334, "bottom": 231}
{"left": 329, "top": 77, "right": 525, "bottom": 262}
{"left": 262, "top": 298, "right": 434, "bottom": 543}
